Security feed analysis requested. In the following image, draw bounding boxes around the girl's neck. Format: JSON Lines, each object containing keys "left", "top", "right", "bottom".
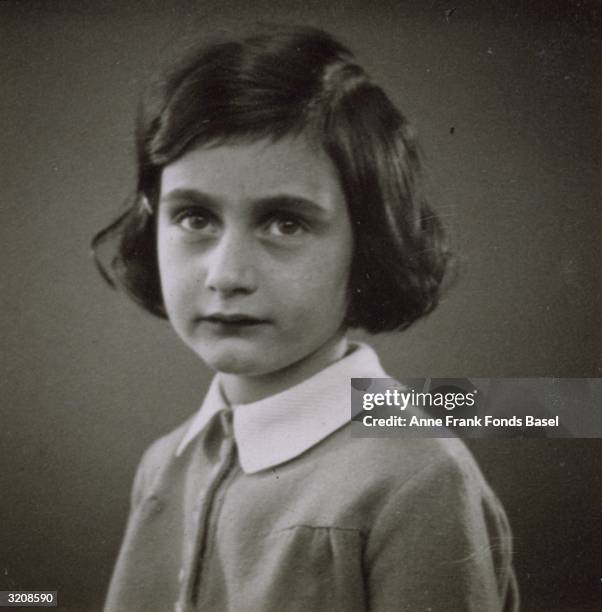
{"left": 219, "top": 334, "right": 350, "bottom": 405}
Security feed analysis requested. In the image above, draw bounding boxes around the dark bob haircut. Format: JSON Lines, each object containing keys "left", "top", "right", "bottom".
{"left": 93, "top": 24, "right": 450, "bottom": 333}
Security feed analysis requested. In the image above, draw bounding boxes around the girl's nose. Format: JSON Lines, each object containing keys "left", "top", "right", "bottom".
{"left": 203, "top": 231, "right": 258, "bottom": 296}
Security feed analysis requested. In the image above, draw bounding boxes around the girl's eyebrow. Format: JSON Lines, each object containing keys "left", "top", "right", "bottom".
{"left": 160, "top": 188, "right": 331, "bottom": 218}
{"left": 252, "top": 195, "right": 330, "bottom": 219}
{"left": 159, "top": 188, "right": 218, "bottom": 209}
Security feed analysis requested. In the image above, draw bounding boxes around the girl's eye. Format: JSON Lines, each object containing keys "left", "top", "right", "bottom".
{"left": 176, "top": 211, "right": 216, "bottom": 233}
{"left": 267, "top": 215, "right": 306, "bottom": 237}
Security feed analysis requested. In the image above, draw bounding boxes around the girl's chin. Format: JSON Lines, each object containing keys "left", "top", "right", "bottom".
{"left": 197, "top": 347, "right": 274, "bottom": 377}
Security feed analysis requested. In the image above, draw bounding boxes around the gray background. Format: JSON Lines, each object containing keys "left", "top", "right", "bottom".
{"left": 1, "top": 1, "right": 600, "bottom": 610}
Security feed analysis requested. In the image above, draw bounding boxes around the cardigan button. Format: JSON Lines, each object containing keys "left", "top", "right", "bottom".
{"left": 145, "top": 494, "right": 164, "bottom": 515}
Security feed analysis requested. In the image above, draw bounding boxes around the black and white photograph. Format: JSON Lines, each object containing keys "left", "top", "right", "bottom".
{"left": 1, "top": 1, "right": 600, "bottom": 611}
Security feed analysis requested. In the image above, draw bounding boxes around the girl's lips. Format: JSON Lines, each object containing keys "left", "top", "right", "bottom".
{"left": 200, "top": 313, "right": 269, "bottom": 325}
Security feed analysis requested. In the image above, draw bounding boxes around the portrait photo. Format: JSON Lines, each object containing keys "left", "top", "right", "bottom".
{"left": 1, "top": 1, "right": 600, "bottom": 611}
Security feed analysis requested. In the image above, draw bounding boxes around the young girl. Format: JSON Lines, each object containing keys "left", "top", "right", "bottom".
{"left": 96, "top": 25, "right": 518, "bottom": 612}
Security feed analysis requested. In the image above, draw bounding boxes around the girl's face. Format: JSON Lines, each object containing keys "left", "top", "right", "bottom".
{"left": 157, "top": 135, "right": 353, "bottom": 378}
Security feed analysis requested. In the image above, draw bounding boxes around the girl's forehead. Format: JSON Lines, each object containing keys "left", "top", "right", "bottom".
{"left": 160, "top": 135, "right": 344, "bottom": 205}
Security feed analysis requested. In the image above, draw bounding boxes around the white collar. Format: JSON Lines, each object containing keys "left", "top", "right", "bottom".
{"left": 175, "top": 342, "right": 387, "bottom": 474}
